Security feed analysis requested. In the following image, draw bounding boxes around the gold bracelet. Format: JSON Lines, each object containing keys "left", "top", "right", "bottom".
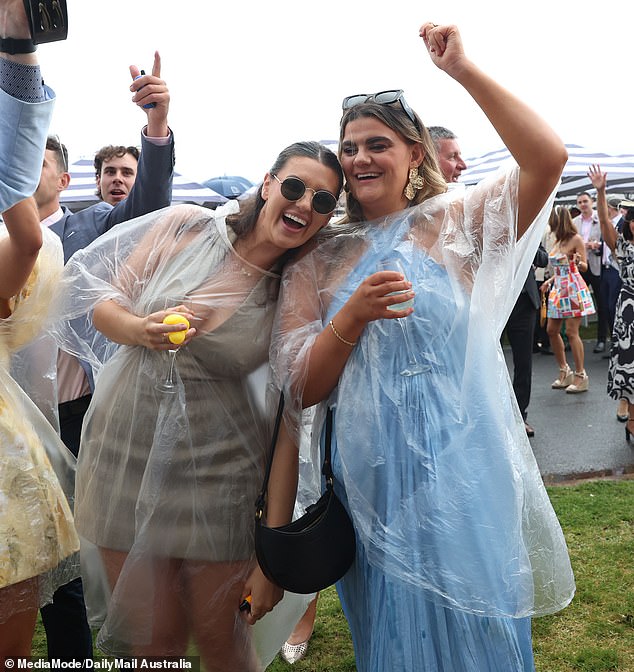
{"left": 329, "top": 319, "right": 357, "bottom": 347}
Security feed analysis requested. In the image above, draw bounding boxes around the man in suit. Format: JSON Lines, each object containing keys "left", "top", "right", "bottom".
{"left": 32, "top": 52, "right": 174, "bottom": 661}
{"left": 573, "top": 191, "right": 606, "bottom": 352}
{"left": 503, "top": 245, "right": 549, "bottom": 437}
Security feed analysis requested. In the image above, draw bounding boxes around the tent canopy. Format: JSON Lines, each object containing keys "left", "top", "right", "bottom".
{"left": 459, "top": 144, "right": 634, "bottom": 205}
{"left": 61, "top": 158, "right": 227, "bottom": 210}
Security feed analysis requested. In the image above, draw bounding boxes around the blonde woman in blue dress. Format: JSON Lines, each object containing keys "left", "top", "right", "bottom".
{"left": 541, "top": 206, "right": 595, "bottom": 394}
{"left": 272, "top": 20, "right": 575, "bottom": 672}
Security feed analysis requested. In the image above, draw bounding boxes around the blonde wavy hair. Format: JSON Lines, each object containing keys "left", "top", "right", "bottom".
{"left": 337, "top": 101, "right": 447, "bottom": 224}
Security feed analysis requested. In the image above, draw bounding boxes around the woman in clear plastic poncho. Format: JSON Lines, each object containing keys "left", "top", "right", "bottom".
{"left": 270, "top": 22, "right": 575, "bottom": 672}
{"left": 52, "top": 141, "right": 343, "bottom": 668}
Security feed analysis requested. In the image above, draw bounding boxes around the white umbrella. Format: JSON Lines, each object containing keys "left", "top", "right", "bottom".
{"left": 61, "top": 158, "right": 228, "bottom": 209}
{"left": 459, "top": 144, "right": 634, "bottom": 205}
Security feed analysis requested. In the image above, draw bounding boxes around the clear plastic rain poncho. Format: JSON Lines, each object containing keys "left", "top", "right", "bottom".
{"left": 50, "top": 201, "right": 312, "bottom": 664}
{"left": 0, "top": 226, "right": 79, "bottom": 623}
{"left": 271, "top": 166, "right": 575, "bottom": 668}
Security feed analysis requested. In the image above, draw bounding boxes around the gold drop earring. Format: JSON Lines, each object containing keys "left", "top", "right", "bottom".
{"left": 404, "top": 166, "right": 424, "bottom": 200}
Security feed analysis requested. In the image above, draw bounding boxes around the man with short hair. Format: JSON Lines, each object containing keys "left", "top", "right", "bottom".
{"left": 573, "top": 191, "right": 606, "bottom": 352}
{"left": 428, "top": 125, "right": 468, "bottom": 183}
{"left": 93, "top": 144, "right": 140, "bottom": 205}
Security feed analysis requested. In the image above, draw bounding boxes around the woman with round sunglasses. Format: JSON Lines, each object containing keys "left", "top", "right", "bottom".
{"left": 271, "top": 21, "right": 574, "bottom": 672}
{"left": 51, "top": 141, "right": 342, "bottom": 668}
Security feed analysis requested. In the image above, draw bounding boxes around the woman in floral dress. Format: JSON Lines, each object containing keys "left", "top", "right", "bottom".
{"left": 541, "top": 205, "right": 595, "bottom": 393}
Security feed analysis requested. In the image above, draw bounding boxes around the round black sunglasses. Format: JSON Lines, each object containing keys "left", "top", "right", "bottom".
{"left": 272, "top": 174, "right": 337, "bottom": 215}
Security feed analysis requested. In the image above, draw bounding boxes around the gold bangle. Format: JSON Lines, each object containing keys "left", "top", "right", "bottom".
{"left": 329, "top": 319, "right": 357, "bottom": 347}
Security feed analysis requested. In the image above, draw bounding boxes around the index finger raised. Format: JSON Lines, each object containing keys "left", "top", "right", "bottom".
{"left": 151, "top": 50, "right": 161, "bottom": 78}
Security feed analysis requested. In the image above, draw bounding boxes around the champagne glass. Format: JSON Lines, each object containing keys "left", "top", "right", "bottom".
{"left": 377, "top": 259, "right": 425, "bottom": 377}
{"left": 156, "top": 311, "right": 190, "bottom": 393}
{"left": 157, "top": 346, "right": 179, "bottom": 393}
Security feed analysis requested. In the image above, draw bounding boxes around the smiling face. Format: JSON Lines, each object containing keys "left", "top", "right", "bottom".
{"left": 254, "top": 156, "right": 341, "bottom": 256}
{"left": 434, "top": 137, "right": 467, "bottom": 183}
{"left": 340, "top": 116, "right": 423, "bottom": 221}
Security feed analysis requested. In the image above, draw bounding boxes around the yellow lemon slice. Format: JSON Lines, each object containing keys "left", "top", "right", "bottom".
{"left": 163, "top": 314, "right": 190, "bottom": 345}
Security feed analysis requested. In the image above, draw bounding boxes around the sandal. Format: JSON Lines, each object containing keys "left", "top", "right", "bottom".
{"left": 565, "top": 370, "right": 589, "bottom": 394}
{"left": 551, "top": 364, "right": 573, "bottom": 389}
{"left": 0, "top": 0, "right": 67, "bottom": 54}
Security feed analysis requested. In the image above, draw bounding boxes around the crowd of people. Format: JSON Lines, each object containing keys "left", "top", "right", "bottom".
{"left": 1, "top": 2, "right": 632, "bottom": 671}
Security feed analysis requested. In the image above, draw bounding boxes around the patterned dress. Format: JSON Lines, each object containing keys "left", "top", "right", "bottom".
{"left": 547, "top": 252, "right": 595, "bottom": 319}
{"left": 608, "top": 236, "right": 634, "bottom": 402}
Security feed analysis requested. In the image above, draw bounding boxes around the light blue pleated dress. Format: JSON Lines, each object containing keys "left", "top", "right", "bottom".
{"left": 274, "top": 168, "right": 574, "bottom": 672}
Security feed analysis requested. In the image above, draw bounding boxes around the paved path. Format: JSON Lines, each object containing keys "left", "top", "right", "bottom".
{"left": 506, "top": 342, "right": 634, "bottom": 483}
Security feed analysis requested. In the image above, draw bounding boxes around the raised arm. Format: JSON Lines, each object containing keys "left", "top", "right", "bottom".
{"left": 587, "top": 164, "right": 617, "bottom": 254}
{"left": 129, "top": 51, "right": 170, "bottom": 140}
{"left": 1, "top": 5, "right": 56, "bottom": 213}
{"left": 94, "top": 52, "right": 174, "bottom": 239}
{"left": 420, "top": 23, "right": 568, "bottom": 239}
{"left": 0, "top": 197, "right": 42, "bottom": 301}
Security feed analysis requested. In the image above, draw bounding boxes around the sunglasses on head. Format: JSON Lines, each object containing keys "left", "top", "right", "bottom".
{"left": 342, "top": 90, "right": 420, "bottom": 130}
{"left": 272, "top": 174, "right": 337, "bottom": 215}
{"left": 48, "top": 134, "right": 69, "bottom": 172}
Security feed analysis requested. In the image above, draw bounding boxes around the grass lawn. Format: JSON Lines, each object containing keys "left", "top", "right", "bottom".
{"left": 31, "top": 479, "right": 634, "bottom": 671}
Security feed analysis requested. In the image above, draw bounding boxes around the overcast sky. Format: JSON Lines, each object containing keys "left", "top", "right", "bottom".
{"left": 42, "top": 0, "right": 630, "bottom": 184}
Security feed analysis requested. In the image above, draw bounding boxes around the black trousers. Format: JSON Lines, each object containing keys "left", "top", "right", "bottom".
{"left": 534, "top": 279, "right": 549, "bottom": 348}
{"left": 600, "top": 266, "right": 622, "bottom": 336}
{"left": 583, "top": 268, "right": 607, "bottom": 343}
{"left": 40, "top": 395, "right": 93, "bottom": 661}
{"left": 503, "top": 293, "right": 536, "bottom": 420}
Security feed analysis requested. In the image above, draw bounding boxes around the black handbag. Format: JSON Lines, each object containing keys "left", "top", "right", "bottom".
{"left": 254, "top": 394, "right": 356, "bottom": 594}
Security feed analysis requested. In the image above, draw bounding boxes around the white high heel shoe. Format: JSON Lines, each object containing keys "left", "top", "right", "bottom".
{"left": 566, "top": 370, "right": 589, "bottom": 394}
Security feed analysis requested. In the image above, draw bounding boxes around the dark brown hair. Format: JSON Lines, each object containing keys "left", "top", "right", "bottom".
{"left": 227, "top": 141, "right": 343, "bottom": 240}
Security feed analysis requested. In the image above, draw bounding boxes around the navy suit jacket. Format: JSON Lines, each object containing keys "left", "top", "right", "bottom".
{"left": 51, "top": 132, "right": 175, "bottom": 387}
{"left": 522, "top": 244, "right": 549, "bottom": 310}
{"left": 50, "top": 132, "right": 175, "bottom": 263}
